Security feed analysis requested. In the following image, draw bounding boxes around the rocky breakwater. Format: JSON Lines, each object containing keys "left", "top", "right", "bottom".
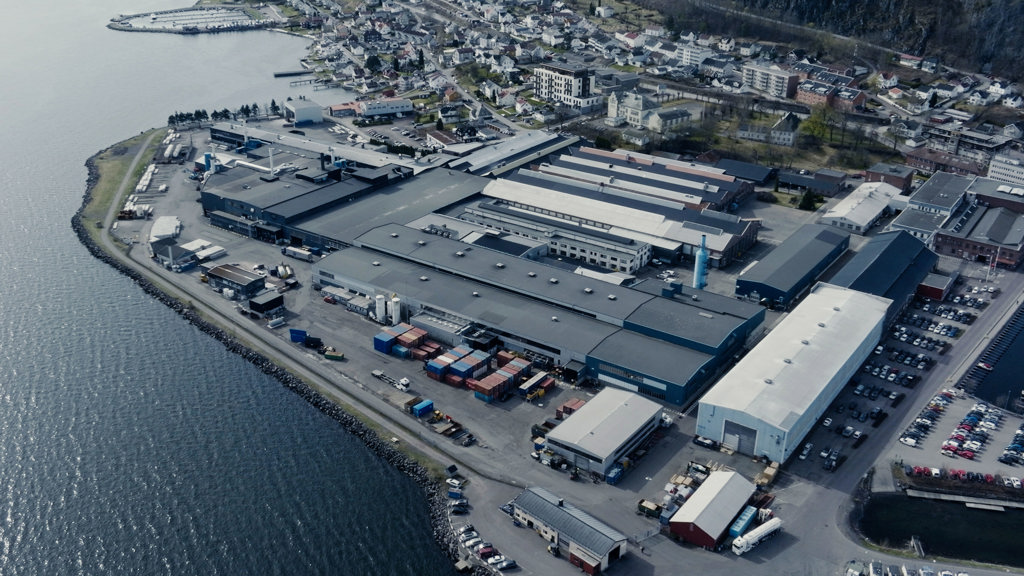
{"left": 72, "top": 149, "right": 479, "bottom": 573}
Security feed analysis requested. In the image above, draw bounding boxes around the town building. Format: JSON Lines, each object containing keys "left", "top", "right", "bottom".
{"left": 532, "top": 62, "right": 603, "bottom": 112}
{"left": 795, "top": 80, "right": 834, "bottom": 107}
{"left": 203, "top": 263, "right": 266, "bottom": 299}
{"left": 357, "top": 97, "right": 414, "bottom": 117}
{"left": 740, "top": 63, "right": 799, "bottom": 99}
{"left": 697, "top": 283, "right": 890, "bottom": 461}
{"left": 820, "top": 182, "right": 905, "bottom": 234}
{"left": 512, "top": 487, "right": 628, "bottom": 573}
{"left": 866, "top": 162, "right": 915, "bottom": 194}
{"left": 987, "top": 152, "right": 1024, "bottom": 186}
{"left": 284, "top": 99, "right": 323, "bottom": 125}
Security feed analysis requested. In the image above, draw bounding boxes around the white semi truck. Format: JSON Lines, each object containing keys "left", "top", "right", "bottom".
{"left": 731, "top": 517, "right": 782, "bottom": 556}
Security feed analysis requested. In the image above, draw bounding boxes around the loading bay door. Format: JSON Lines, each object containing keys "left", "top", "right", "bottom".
{"left": 723, "top": 420, "right": 757, "bottom": 455}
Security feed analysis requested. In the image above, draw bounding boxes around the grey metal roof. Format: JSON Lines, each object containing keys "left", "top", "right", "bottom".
{"left": 868, "top": 163, "right": 915, "bottom": 179}
{"left": 669, "top": 470, "right": 753, "bottom": 537}
{"left": 293, "top": 169, "right": 490, "bottom": 244}
{"left": 355, "top": 223, "right": 653, "bottom": 323}
{"left": 714, "top": 159, "right": 774, "bottom": 183}
{"left": 545, "top": 388, "right": 663, "bottom": 460}
{"left": 625, "top": 296, "right": 749, "bottom": 352}
{"left": 890, "top": 209, "right": 947, "bottom": 234}
{"left": 512, "top": 487, "right": 626, "bottom": 557}
{"left": 316, "top": 246, "right": 618, "bottom": 354}
{"left": 587, "top": 330, "right": 714, "bottom": 385}
{"left": 910, "top": 171, "right": 971, "bottom": 211}
{"left": 830, "top": 231, "right": 937, "bottom": 304}
{"left": 738, "top": 224, "right": 849, "bottom": 294}
{"left": 953, "top": 206, "right": 1024, "bottom": 247}
{"left": 265, "top": 177, "right": 372, "bottom": 221}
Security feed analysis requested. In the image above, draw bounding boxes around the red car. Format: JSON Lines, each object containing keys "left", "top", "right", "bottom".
{"left": 986, "top": 473, "right": 995, "bottom": 483}
{"left": 957, "top": 449, "right": 975, "bottom": 459}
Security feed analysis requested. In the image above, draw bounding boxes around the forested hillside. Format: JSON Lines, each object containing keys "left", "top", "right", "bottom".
{"left": 636, "top": 0, "right": 1024, "bottom": 79}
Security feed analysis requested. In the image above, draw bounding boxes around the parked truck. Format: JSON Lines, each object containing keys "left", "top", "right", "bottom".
{"left": 282, "top": 246, "right": 314, "bottom": 262}
{"left": 637, "top": 499, "right": 662, "bottom": 518}
{"left": 371, "top": 369, "right": 410, "bottom": 392}
{"left": 731, "top": 517, "right": 783, "bottom": 555}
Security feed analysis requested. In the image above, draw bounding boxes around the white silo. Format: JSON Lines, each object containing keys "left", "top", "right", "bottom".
{"left": 375, "top": 295, "right": 387, "bottom": 323}
{"left": 391, "top": 297, "right": 403, "bottom": 326}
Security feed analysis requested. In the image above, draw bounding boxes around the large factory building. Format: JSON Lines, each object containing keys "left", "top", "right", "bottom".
{"left": 312, "top": 223, "right": 765, "bottom": 405}
{"left": 695, "top": 283, "right": 890, "bottom": 462}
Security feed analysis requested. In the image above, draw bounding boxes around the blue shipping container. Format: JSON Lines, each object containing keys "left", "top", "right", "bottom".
{"left": 412, "top": 400, "right": 434, "bottom": 417}
{"left": 660, "top": 503, "right": 679, "bottom": 525}
{"left": 374, "top": 333, "right": 396, "bottom": 354}
{"left": 729, "top": 505, "right": 757, "bottom": 538}
{"left": 392, "top": 344, "right": 409, "bottom": 358}
{"left": 289, "top": 328, "right": 307, "bottom": 343}
{"left": 606, "top": 465, "right": 623, "bottom": 485}
{"left": 474, "top": 391, "right": 493, "bottom": 403}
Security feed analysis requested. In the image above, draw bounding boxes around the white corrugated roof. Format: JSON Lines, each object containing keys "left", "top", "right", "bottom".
{"left": 545, "top": 388, "right": 662, "bottom": 461}
{"left": 698, "top": 283, "right": 890, "bottom": 431}
{"left": 823, "top": 182, "right": 901, "bottom": 228}
{"left": 669, "top": 470, "right": 753, "bottom": 537}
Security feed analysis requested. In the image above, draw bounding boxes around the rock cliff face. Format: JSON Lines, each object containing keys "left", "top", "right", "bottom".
{"left": 642, "top": 0, "right": 1024, "bottom": 79}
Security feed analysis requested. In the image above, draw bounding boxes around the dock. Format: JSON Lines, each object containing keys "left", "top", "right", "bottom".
{"left": 274, "top": 70, "right": 313, "bottom": 78}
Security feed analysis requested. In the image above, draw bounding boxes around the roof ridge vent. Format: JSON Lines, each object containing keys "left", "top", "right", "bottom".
{"left": 455, "top": 251, "right": 465, "bottom": 257}
{"left": 549, "top": 277, "right": 558, "bottom": 284}
{"left": 584, "top": 287, "right": 593, "bottom": 294}
{"left": 371, "top": 261, "right": 381, "bottom": 266}
{"left": 608, "top": 294, "right": 617, "bottom": 300}
{"left": 390, "top": 232, "right": 399, "bottom": 238}
{"left": 528, "top": 271, "right": 537, "bottom": 277}
{"left": 818, "top": 322, "right": 826, "bottom": 327}
{"left": 496, "top": 262, "right": 505, "bottom": 268}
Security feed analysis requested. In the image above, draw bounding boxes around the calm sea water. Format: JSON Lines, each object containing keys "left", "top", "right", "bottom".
{"left": 0, "top": 2, "right": 455, "bottom": 574}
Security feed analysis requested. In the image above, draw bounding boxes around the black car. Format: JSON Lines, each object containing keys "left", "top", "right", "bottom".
{"left": 450, "top": 505, "right": 469, "bottom": 515}
{"left": 693, "top": 436, "right": 719, "bottom": 449}
{"left": 852, "top": 433, "right": 868, "bottom": 448}
{"left": 462, "top": 435, "right": 477, "bottom": 447}
{"left": 500, "top": 502, "right": 515, "bottom": 516}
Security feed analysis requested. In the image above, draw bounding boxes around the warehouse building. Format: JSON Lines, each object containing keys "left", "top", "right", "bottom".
{"left": 512, "top": 486, "right": 628, "bottom": 574}
{"left": 830, "top": 231, "right": 938, "bottom": 327}
{"left": 544, "top": 388, "right": 663, "bottom": 476}
{"left": 820, "top": 182, "right": 906, "bottom": 234}
{"left": 668, "top": 470, "right": 754, "bottom": 548}
{"left": 696, "top": 283, "right": 890, "bottom": 462}
{"left": 312, "top": 223, "right": 765, "bottom": 404}
{"left": 735, "top": 224, "right": 850, "bottom": 308}
{"left": 203, "top": 264, "right": 266, "bottom": 300}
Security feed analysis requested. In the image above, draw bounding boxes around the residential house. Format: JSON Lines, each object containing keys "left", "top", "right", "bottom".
{"left": 932, "top": 83, "right": 958, "bottom": 100}
{"left": 969, "top": 91, "right": 995, "bottom": 106}
{"left": 1003, "top": 122, "right": 1024, "bottom": 139}
{"left": 878, "top": 72, "right": 899, "bottom": 89}
{"left": 741, "top": 62, "right": 799, "bottom": 99}
{"left": 796, "top": 80, "right": 835, "bottom": 107}
{"left": 898, "top": 53, "right": 923, "bottom": 69}
{"left": 595, "top": 5, "right": 614, "bottom": 17}
{"left": 615, "top": 31, "right": 646, "bottom": 49}
{"left": 921, "top": 56, "right": 940, "bottom": 73}
{"left": 541, "top": 27, "right": 564, "bottom": 47}
{"left": 738, "top": 42, "right": 762, "bottom": 57}
{"left": 696, "top": 33, "right": 715, "bottom": 47}
{"left": 717, "top": 36, "right": 735, "bottom": 52}
{"left": 479, "top": 79, "right": 502, "bottom": 101}
{"left": 649, "top": 108, "right": 690, "bottom": 134}
{"left": 832, "top": 87, "right": 866, "bottom": 112}
{"left": 699, "top": 57, "right": 734, "bottom": 79}
{"left": 1003, "top": 94, "right": 1023, "bottom": 108}
{"left": 989, "top": 80, "right": 1016, "bottom": 97}
{"left": 514, "top": 97, "right": 534, "bottom": 115}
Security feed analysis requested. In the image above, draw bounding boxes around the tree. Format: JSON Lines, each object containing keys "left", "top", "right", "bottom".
{"left": 366, "top": 54, "right": 382, "bottom": 72}
{"left": 269, "top": 99, "right": 280, "bottom": 117}
{"left": 417, "top": 48, "right": 425, "bottom": 70}
{"left": 239, "top": 104, "right": 251, "bottom": 118}
{"left": 798, "top": 189, "right": 817, "bottom": 211}
{"left": 436, "top": 117, "right": 444, "bottom": 131}
{"left": 251, "top": 102, "right": 260, "bottom": 118}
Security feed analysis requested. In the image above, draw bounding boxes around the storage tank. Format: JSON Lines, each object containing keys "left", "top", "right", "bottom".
{"left": 692, "top": 234, "right": 708, "bottom": 290}
{"left": 375, "top": 295, "right": 387, "bottom": 322}
{"left": 391, "top": 297, "right": 402, "bottom": 326}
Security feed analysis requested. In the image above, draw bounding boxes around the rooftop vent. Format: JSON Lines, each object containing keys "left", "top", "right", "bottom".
{"left": 496, "top": 262, "right": 505, "bottom": 268}
{"left": 584, "top": 287, "right": 593, "bottom": 294}
{"left": 390, "top": 233, "right": 399, "bottom": 238}
{"left": 528, "top": 272, "right": 537, "bottom": 277}
{"left": 472, "top": 291, "right": 479, "bottom": 297}
{"left": 417, "top": 240, "right": 426, "bottom": 246}
{"left": 455, "top": 251, "right": 464, "bottom": 257}
{"left": 764, "top": 378, "right": 773, "bottom": 384}
{"left": 419, "top": 275, "right": 429, "bottom": 281}
{"left": 551, "top": 316, "right": 559, "bottom": 322}
{"left": 699, "top": 312, "right": 714, "bottom": 319}
{"left": 833, "top": 306, "right": 841, "bottom": 311}
{"left": 801, "top": 339, "right": 809, "bottom": 345}
{"left": 371, "top": 261, "right": 381, "bottom": 266}
{"left": 608, "top": 294, "right": 617, "bottom": 300}
{"left": 818, "top": 322, "right": 826, "bottom": 328}
{"left": 783, "top": 358, "right": 792, "bottom": 364}
{"left": 549, "top": 278, "right": 558, "bottom": 284}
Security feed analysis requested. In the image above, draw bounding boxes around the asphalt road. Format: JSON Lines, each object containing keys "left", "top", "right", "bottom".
{"left": 98, "top": 128, "right": 1024, "bottom": 576}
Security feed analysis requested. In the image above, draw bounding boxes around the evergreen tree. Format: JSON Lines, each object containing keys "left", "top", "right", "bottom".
{"left": 436, "top": 117, "right": 444, "bottom": 131}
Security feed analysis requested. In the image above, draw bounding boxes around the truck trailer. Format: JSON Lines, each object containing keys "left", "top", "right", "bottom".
{"left": 282, "top": 246, "right": 314, "bottom": 262}
{"left": 731, "top": 517, "right": 782, "bottom": 556}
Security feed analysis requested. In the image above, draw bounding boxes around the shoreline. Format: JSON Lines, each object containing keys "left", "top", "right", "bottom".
{"left": 71, "top": 143, "right": 478, "bottom": 573}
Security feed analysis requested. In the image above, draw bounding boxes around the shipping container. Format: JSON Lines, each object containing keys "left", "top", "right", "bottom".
{"left": 374, "top": 332, "right": 397, "bottom": 354}
{"left": 411, "top": 348, "right": 429, "bottom": 361}
{"left": 412, "top": 399, "right": 434, "bottom": 417}
{"left": 474, "top": 391, "right": 494, "bottom": 403}
{"left": 324, "top": 350, "right": 345, "bottom": 361}
{"left": 730, "top": 506, "right": 758, "bottom": 538}
{"left": 392, "top": 344, "right": 410, "bottom": 359}
{"left": 289, "top": 328, "right": 307, "bottom": 343}
{"left": 496, "top": 350, "right": 515, "bottom": 367}
{"left": 444, "top": 373, "right": 464, "bottom": 387}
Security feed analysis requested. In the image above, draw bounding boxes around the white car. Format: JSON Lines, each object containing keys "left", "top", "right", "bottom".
{"left": 900, "top": 437, "right": 917, "bottom": 447}
{"left": 459, "top": 531, "right": 479, "bottom": 543}
{"left": 1013, "top": 477, "right": 1022, "bottom": 489}
{"left": 446, "top": 478, "right": 464, "bottom": 489}
{"left": 486, "top": 555, "right": 506, "bottom": 566}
